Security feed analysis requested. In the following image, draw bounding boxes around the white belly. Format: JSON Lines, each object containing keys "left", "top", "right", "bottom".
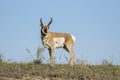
{"left": 54, "top": 37, "right": 65, "bottom": 48}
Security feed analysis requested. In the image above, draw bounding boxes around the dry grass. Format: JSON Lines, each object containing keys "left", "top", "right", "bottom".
{"left": 0, "top": 62, "right": 120, "bottom": 80}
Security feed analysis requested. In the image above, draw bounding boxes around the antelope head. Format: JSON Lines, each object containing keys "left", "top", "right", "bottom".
{"left": 40, "top": 18, "right": 53, "bottom": 35}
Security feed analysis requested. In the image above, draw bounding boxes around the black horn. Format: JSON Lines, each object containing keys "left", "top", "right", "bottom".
{"left": 47, "top": 17, "right": 53, "bottom": 26}
{"left": 40, "top": 18, "right": 43, "bottom": 26}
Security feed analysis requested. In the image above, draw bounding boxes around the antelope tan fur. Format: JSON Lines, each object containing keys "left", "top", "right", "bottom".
{"left": 40, "top": 18, "right": 75, "bottom": 66}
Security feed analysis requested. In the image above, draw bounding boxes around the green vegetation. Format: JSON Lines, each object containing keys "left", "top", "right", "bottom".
{"left": 0, "top": 47, "right": 120, "bottom": 80}
{"left": 0, "top": 62, "right": 120, "bottom": 80}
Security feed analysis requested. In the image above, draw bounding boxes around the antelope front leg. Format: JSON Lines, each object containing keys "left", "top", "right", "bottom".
{"left": 48, "top": 48, "right": 54, "bottom": 66}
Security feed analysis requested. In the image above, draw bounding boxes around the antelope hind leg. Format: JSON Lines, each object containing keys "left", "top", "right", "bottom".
{"left": 64, "top": 44, "right": 74, "bottom": 66}
{"left": 69, "top": 49, "right": 74, "bottom": 66}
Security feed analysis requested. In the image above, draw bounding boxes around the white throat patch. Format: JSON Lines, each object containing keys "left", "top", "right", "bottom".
{"left": 53, "top": 37, "right": 65, "bottom": 48}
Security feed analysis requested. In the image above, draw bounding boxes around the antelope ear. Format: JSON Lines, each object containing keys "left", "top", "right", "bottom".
{"left": 40, "top": 24, "right": 43, "bottom": 27}
{"left": 48, "top": 26, "right": 50, "bottom": 29}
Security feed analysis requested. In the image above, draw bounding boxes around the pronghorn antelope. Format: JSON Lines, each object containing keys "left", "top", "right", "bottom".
{"left": 40, "top": 18, "right": 75, "bottom": 66}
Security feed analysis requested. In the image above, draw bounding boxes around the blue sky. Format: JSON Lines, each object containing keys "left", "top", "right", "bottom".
{"left": 0, "top": 0, "right": 120, "bottom": 64}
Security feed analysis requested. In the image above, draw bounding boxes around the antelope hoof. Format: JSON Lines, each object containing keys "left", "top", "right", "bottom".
{"left": 69, "top": 62, "right": 74, "bottom": 66}
{"left": 50, "top": 63, "right": 54, "bottom": 67}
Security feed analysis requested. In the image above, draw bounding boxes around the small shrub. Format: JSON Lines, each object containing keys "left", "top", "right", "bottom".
{"left": 101, "top": 59, "right": 112, "bottom": 66}
{"left": 0, "top": 54, "right": 3, "bottom": 63}
{"left": 26, "top": 47, "right": 45, "bottom": 64}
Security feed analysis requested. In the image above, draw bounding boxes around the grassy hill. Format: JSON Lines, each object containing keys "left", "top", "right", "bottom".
{"left": 0, "top": 62, "right": 120, "bottom": 80}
